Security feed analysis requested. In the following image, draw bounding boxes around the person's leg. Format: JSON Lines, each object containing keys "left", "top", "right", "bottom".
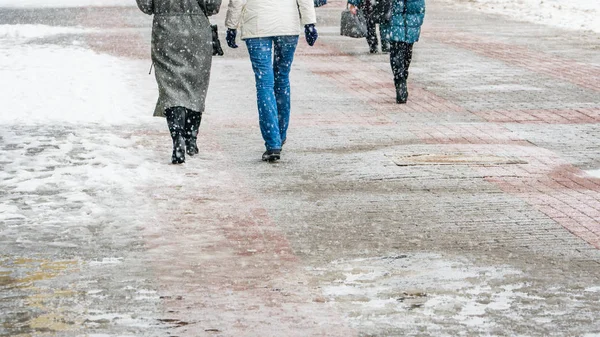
{"left": 389, "top": 41, "right": 403, "bottom": 80}
{"left": 379, "top": 25, "right": 390, "bottom": 53}
{"left": 164, "top": 106, "right": 187, "bottom": 164}
{"left": 390, "top": 41, "right": 409, "bottom": 103}
{"left": 184, "top": 108, "right": 202, "bottom": 156}
{"left": 273, "top": 35, "right": 299, "bottom": 146}
{"left": 245, "top": 37, "right": 281, "bottom": 152}
{"left": 363, "top": 0, "right": 378, "bottom": 53}
{"left": 404, "top": 42, "right": 414, "bottom": 79}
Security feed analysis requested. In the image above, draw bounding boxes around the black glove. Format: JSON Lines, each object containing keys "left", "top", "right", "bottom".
{"left": 304, "top": 24, "right": 318, "bottom": 46}
{"left": 226, "top": 28, "right": 238, "bottom": 49}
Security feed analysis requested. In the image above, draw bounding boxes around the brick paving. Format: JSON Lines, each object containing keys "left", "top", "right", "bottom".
{"left": 296, "top": 0, "right": 600, "bottom": 253}
{"left": 1, "top": 0, "right": 600, "bottom": 336}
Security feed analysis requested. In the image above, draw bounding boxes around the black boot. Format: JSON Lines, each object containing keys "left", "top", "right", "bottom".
{"left": 390, "top": 41, "right": 413, "bottom": 104}
{"left": 184, "top": 110, "right": 202, "bottom": 156}
{"left": 369, "top": 44, "right": 379, "bottom": 54}
{"left": 165, "top": 107, "right": 186, "bottom": 164}
{"left": 262, "top": 149, "right": 281, "bottom": 162}
{"left": 395, "top": 78, "right": 408, "bottom": 104}
{"left": 211, "top": 25, "right": 224, "bottom": 56}
{"left": 381, "top": 40, "right": 390, "bottom": 53}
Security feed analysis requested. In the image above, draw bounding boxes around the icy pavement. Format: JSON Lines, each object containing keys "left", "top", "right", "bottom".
{"left": 310, "top": 254, "right": 600, "bottom": 336}
{"left": 1, "top": 1, "right": 600, "bottom": 336}
{"left": 0, "top": 21, "right": 169, "bottom": 335}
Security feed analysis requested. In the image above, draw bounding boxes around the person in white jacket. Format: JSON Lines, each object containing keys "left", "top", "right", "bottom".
{"left": 225, "top": 0, "right": 318, "bottom": 162}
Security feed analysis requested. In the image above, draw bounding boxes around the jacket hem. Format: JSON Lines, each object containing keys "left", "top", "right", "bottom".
{"left": 241, "top": 32, "right": 301, "bottom": 40}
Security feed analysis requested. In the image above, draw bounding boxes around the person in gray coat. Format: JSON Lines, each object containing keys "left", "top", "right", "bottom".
{"left": 136, "top": 0, "right": 213, "bottom": 164}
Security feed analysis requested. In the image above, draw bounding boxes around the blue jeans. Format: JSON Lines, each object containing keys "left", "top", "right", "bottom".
{"left": 245, "top": 36, "right": 299, "bottom": 151}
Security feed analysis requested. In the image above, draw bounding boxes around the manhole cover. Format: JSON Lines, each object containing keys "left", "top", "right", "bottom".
{"left": 388, "top": 153, "right": 527, "bottom": 166}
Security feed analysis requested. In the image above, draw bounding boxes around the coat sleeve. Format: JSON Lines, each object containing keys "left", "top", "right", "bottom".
{"left": 136, "top": 0, "right": 154, "bottom": 15}
{"left": 225, "top": 0, "right": 245, "bottom": 29}
{"left": 297, "top": 0, "right": 317, "bottom": 25}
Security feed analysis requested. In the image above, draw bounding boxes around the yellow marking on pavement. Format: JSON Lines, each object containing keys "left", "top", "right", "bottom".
{"left": 1, "top": 257, "right": 81, "bottom": 334}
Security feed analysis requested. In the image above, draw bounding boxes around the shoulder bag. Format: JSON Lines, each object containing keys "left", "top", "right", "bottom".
{"left": 340, "top": 3, "right": 368, "bottom": 38}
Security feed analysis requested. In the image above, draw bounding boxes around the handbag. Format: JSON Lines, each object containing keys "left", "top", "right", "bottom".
{"left": 370, "top": 0, "right": 393, "bottom": 24}
{"left": 340, "top": 4, "right": 368, "bottom": 38}
{"left": 314, "top": 0, "right": 327, "bottom": 7}
{"left": 197, "top": 0, "right": 222, "bottom": 16}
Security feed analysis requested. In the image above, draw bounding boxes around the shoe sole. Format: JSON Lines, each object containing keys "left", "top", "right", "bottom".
{"left": 262, "top": 154, "right": 281, "bottom": 162}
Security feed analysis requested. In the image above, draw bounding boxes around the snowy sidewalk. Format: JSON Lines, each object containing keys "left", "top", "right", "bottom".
{"left": 1, "top": 1, "right": 600, "bottom": 336}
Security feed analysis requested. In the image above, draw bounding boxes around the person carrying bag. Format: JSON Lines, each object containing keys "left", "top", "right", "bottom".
{"left": 348, "top": 0, "right": 425, "bottom": 103}
{"left": 359, "top": 0, "right": 392, "bottom": 53}
{"left": 136, "top": 0, "right": 222, "bottom": 164}
{"left": 341, "top": 2, "right": 368, "bottom": 38}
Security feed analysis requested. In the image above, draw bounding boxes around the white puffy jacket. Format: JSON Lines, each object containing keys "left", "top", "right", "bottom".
{"left": 225, "top": 0, "right": 317, "bottom": 40}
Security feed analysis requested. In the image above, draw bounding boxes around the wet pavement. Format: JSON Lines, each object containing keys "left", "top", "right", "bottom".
{"left": 1, "top": 0, "right": 600, "bottom": 336}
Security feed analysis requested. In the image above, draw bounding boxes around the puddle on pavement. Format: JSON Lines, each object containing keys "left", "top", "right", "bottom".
{"left": 1, "top": 256, "right": 168, "bottom": 335}
{"left": 307, "top": 253, "right": 599, "bottom": 335}
{"left": 0, "top": 257, "right": 80, "bottom": 334}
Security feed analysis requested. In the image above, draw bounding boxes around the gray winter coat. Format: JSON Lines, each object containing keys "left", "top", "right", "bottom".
{"left": 136, "top": 0, "right": 213, "bottom": 117}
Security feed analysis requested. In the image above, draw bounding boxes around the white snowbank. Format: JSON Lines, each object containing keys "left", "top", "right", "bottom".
{"left": 0, "top": 0, "right": 133, "bottom": 8}
{"left": 0, "top": 25, "right": 155, "bottom": 125}
{"left": 443, "top": 0, "right": 600, "bottom": 33}
{"left": 0, "top": 22, "right": 171, "bottom": 256}
{"left": 0, "top": 24, "right": 89, "bottom": 40}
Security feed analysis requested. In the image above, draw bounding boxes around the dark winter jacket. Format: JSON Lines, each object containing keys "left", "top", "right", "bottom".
{"left": 348, "top": 0, "right": 425, "bottom": 43}
{"left": 136, "top": 0, "right": 213, "bottom": 117}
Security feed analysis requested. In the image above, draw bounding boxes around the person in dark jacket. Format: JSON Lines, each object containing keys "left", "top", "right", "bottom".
{"left": 361, "top": 0, "right": 390, "bottom": 54}
{"left": 135, "top": 0, "right": 213, "bottom": 164}
{"left": 349, "top": 0, "right": 425, "bottom": 103}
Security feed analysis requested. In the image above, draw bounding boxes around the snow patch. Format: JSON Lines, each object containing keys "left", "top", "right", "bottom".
{"left": 0, "top": 24, "right": 89, "bottom": 41}
{"left": 0, "top": 33, "right": 155, "bottom": 125}
{"left": 89, "top": 258, "right": 124, "bottom": 265}
{"left": 308, "top": 253, "right": 562, "bottom": 334}
{"left": 441, "top": 0, "right": 600, "bottom": 33}
{"left": 585, "top": 170, "right": 600, "bottom": 178}
{"left": 312, "top": 254, "right": 600, "bottom": 334}
{"left": 0, "top": 0, "right": 133, "bottom": 8}
{"left": 0, "top": 204, "right": 24, "bottom": 220}
{"left": 84, "top": 313, "right": 155, "bottom": 329}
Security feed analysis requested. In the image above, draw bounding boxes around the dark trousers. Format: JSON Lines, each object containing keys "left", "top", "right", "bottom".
{"left": 362, "top": 0, "right": 389, "bottom": 51}
{"left": 390, "top": 41, "right": 414, "bottom": 82}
